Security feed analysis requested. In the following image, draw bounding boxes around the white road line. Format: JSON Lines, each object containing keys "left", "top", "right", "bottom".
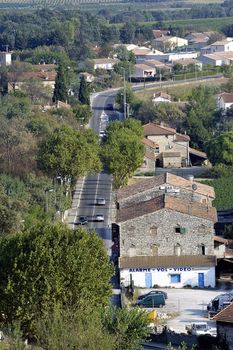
{"left": 72, "top": 176, "right": 85, "bottom": 230}
{"left": 89, "top": 173, "right": 100, "bottom": 229}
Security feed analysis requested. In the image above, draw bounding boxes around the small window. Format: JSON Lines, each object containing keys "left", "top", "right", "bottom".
{"left": 170, "top": 274, "right": 181, "bottom": 283}
{"left": 200, "top": 244, "right": 206, "bottom": 255}
{"left": 175, "top": 227, "right": 186, "bottom": 234}
{"left": 150, "top": 226, "right": 158, "bottom": 236}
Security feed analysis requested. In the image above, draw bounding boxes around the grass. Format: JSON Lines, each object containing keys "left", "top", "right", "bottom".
{"left": 202, "top": 177, "right": 233, "bottom": 210}
{"left": 135, "top": 76, "right": 227, "bottom": 102}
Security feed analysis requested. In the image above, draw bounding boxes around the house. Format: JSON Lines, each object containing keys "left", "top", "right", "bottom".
{"left": 114, "top": 173, "right": 217, "bottom": 288}
{"left": 0, "top": 51, "right": 12, "bottom": 66}
{"left": 79, "top": 72, "right": 95, "bottom": 83}
{"left": 214, "top": 302, "right": 233, "bottom": 350}
{"left": 152, "top": 92, "right": 172, "bottom": 103}
{"left": 152, "top": 36, "right": 188, "bottom": 52}
{"left": 200, "top": 38, "right": 233, "bottom": 55}
{"left": 214, "top": 236, "right": 233, "bottom": 259}
{"left": 198, "top": 51, "right": 233, "bottom": 66}
{"left": 141, "top": 138, "right": 159, "bottom": 171}
{"left": 133, "top": 63, "right": 156, "bottom": 79}
{"left": 155, "top": 52, "right": 198, "bottom": 64}
{"left": 217, "top": 93, "right": 233, "bottom": 111}
{"left": 131, "top": 47, "right": 164, "bottom": 62}
{"left": 92, "top": 58, "right": 119, "bottom": 70}
{"left": 7, "top": 70, "right": 56, "bottom": 92}
{"left": 185, "top": 32, "right": 217, "bottom": 50}
{"left": 152, "top": 29, "right": 170, "bottom": 39}
{"left": 173, "top": 58, "right": 202, "bottom": 70}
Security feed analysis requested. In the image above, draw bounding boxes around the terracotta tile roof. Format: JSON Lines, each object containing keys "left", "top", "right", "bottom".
{"left": 116, "top": 172, "right": 215, "bottom": 200}
{"left": 213, "top": 302, "right": 233, "bottom": 323}
{"left": 144, "top": 123, "right": 176, "bottom": 136}
{"left": 211, "top": 40, "right": 233, "bottom": 46}
{"left": 135, "top": 63, "right": 156, "bottom": 71}
{"left": 119, "top": 255, "right": 217, "bottom": 269}
{"left": 175, "top": 133, "right": 190, "bottom": 142}
{"left": 116, "top": 194, "right": 217, "bottom": 223}
{"left": 219, "top": 92, "right": 233, "bottom": 104}
{"left": 142, "top": 138, "right": 158, "bottom": 148}
{"left": 152, "top": 30, "right": 170, "bottom": 39}
{"left": 132, "top": 48, "right": 152, "bottom": 56}
{"left": 162, "top": 152, "right": 181, "bottom": 158}
{"left": 189, "top": 147, "right": 207, "bottom": 158}
{"left": 213, "top": 235, "right": 230, "bottom": 244}
{"left": 144, "top": 60, "right": 165, "bottom": 67}
{"left": 93, "top": 58, "right": 118, "bottom": 64}
{"left": 8, "top": 71, "right": 56, "bottom": 82}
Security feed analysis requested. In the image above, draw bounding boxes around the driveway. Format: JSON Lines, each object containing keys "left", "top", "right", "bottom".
{"left": 138, "top": 288, "right": 230, "bottom": 333}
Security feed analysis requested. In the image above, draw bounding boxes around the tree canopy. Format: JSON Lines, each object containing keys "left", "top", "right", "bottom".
{"left": 37, "top": 126, "right": 101, "bottom": 181}
{"left": 0, "top": 223, "right": 113, "bottom": 334}
{"left": 102, "top": 119, "right": 144, "bottom": 188}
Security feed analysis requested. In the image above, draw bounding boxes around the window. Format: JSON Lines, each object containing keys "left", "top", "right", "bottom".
{"left": 170, "top": 274, "right": 181, "bottom": 283}
{"left": 129, "top": 244, "right": 136, "bottom": 257}
{"left": 175, "top": 226, "right": 186, "bottom": 234}
{"left": 155, "top": 147, "right": 160, "bottom": 154}
{"left": 151, "top": 244, "right": 158, "bottom": 256}
{"left": 200, "top": 244, "right": 206, "bottom": 255}
{"left": 150, "top": 226, "right": 158, "bottom": 236}
{"left": 174, "top": 243, "right": 181, "bottom": 256}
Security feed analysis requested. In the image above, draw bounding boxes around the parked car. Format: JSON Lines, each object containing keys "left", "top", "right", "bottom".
{"left": 95, "top": 214, "right": 104, "bottom": 222}
{"left": 96, "top": 198, "right": 106, "bottom": 206}
{"left": 137, "top": 294, "right": 165, "bottom": 308}
{"left": 138, "top": 290, "right": 168, "bottom": 300}
{"left": 78, "top": 216, "right": 88, "bottom": 225}
{"left": 185, "top": 322, "right": 217, "bottom": 337}
{"left": 105, "top": 103, "right": 113, "bottom": 110}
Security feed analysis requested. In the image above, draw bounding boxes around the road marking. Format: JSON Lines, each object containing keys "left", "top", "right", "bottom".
{"left": 72, "top": 176, "right": 85, "bottom": 230}
{"left": 89, "top": 173, "right": 100, "bottom": 229}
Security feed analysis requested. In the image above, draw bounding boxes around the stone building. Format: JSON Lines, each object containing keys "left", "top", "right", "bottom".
{"left": 114, "top": 173, "right": 217, "bottom": 288}
{"left": 214, "top": 302, "right": 233, "bottom": 350}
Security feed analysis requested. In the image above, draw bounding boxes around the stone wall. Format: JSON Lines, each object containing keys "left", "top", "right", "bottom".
{"left": 119, "top": 208, "right": 214, "bottom": 257}
{"left": 217, "top": 322, "right": 233, "bottom": 350}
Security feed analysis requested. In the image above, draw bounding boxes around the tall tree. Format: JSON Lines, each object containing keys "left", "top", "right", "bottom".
{"left": 78, "top": 76, "right": 90, "bottom": 105}
{"left": 37, "top": 126, "right": 101, "bottom": 182}
{"left": 0, "top": 224, "right": 113, "bottom": 334}
{"left": 207, "top": 131, "right": 233, "bottom": 166}
{"left": 102, "top": 119, "right": 144, "bottom": 188}
{"left": 53, "top": 63, "right": 69, "bottom": 103}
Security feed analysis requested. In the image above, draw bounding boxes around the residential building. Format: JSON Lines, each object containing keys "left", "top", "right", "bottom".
{"left": 152, "top": 29, "right": 170, "bottom": 39}
{"left": 7, "top": 70, "right": 56, "bottom": 92}
{"left": 92, "top": 58, "right": 119, "bottom": 70}
{"left": 185, "top": 32, "right": 218, "bottom": 50}
{"left": 198, "top": 51, "right": 233, "bottom": 66}
{"left": 0, "top": 51, "right": 12, "bottom": 66}
{"left": 152, "top": 92, "right": 172, "bottom": 103}
{"left": 79, "top": 72, "right": 95, "bottom": 83}
{"left": 155, "top": 52, "right": 198, "bottom": 64}
{"left": 173, "top": 58, "right": 202, "bottom": 70}
{"left": 152, "top": 36, "right": 188, "bottom": 52}
{"left": 214, "top": 302, "right": 233, "bottom": 350}
{"left": 114, "top": 173, "right": 217, "bottom": 288}
{"left": 217, "top": 92, "right": 233, "bottom": 111}
{"left": 201, "top": 38, "right": 233, "bottom": 55}
{"left": 132, "top": 60, "right": 166, "bottom": 79}
{"left": 214, "top": 236, "right": 233, "bottom": 259}
{"left": 132, "top": 47, "right": 164, "bottom": 62}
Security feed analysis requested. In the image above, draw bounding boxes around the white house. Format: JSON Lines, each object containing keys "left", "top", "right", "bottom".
{"left": 92, "top": 58, "right": 119, "bottom": 70}
{"left": 133, "top": 63, "right": 156, "bottom": 78}
{"left": 198, "top": 52, "right": 233, "bottom": 66}
{"left": 0, "top": 51, "right": 12, "bottom": 65}
{"left": 217, "top": 92, "right": 233, "bottom": 111}
{"left": 152, "top": 92, "right": 172, "bottom": 103}
{"left": 201, "top": 38, "right": 233, "bottom": 55}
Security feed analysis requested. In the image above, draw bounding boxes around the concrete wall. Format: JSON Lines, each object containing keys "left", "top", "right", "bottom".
{"left": 120, "top": 266, "right": 216, "bottom": 288}
{"left": 163, "top": 156, "right": 181, "bottom": 168}
{"left": 119, "top": 208, "right": 215, "bottom": 257}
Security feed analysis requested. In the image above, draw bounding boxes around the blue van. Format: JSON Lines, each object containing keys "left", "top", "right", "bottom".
{"left": 137, "top": 294, "right": 165, "bottom": 308}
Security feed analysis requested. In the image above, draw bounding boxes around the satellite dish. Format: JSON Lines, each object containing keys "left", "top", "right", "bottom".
{"left": 192, "top": 184, "right": 197, "bottom": 191}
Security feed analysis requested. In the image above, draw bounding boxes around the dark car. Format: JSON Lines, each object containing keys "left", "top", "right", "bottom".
{"left": 106, "top": 103, "right": 113, "bottom": 110}
{"left": 138, "top": 290, "right": 168, "bottom": 301}
{"left": 137, "top": 294, "right": 165, "bottom": 308}
{"left": 78, "top": 216, "right": 88, "bottom": 225}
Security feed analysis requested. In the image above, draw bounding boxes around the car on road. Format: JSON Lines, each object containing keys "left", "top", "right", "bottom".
{"left": 96, "top": 198, "right": 106, "bottom": 206}
{"left": 78, "top": 216, "right": 88, "bottom": 225}
{"left": 105, "top": 103, "right": 113, "bottom": 110}
{"left": 185, "top": 322, "right": 217, "bottom": 337}
{"left": 95, "top": 214, "right": 104, "bottom": 222}
{"left": 138, "top": 290, "right": 168, "bottom": 300}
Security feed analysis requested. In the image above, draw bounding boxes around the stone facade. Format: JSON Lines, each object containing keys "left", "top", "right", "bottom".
{"left": 217, "top": 323, "right": 233, "bottom": 350}
{"left": 119, "top": 208, "right": 214, "bottom": 258}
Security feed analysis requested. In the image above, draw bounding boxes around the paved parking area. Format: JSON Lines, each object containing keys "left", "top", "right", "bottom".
{"left": 138, "top": 288, "right": 230, "bottom": 333}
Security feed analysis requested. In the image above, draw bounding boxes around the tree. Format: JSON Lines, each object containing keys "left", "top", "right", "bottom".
{"left": 102, "top": 306, "right": 150, "bottom": 350}
{"left": 38, "top": 126, "right": 101, "bottom": 182}
{"left": 115, "top": 84, "right": 136, "bottom": 114}
{"left": 78, "top": 76, "right": 90, "bottom": 105}
{"left": 36, "top": 305, "right": 115, "bottom": 350}
{"left": 0, "top": 224, "right": 114, "bottom": 334}
{"left": 73, "top": 104, "right": 92, "bottom": 125}
{"left": 53, "top": 63, "right": 69, "bottom": 103}
{"left": 207, "top": 131, "right": 233, "bottom": 165}
{"left": 102, "top": 119, "right": 145, "bottom": 188}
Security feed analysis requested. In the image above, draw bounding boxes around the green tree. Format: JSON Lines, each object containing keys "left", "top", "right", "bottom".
{"left": 53, "top": 63, "right": 69, "bottom": 103}
{"left": 102, "top": 119, "right": 144, "bottom": 188}
{"left": 115, "top": 84, "right": 136, "bottom": 114}
{"left": 78, "top": 76, "right": 90, "bottom": 105}
{"left": 102, "top": 306, "right": 150, "bottom": 350}
{"left": 73, "top": 104, "right": 92, "bottom": 125}
{"left": 38, "top": 126, "right": 101, "bottom": 183}
{"left": 36, "top": 305, "right": 115, "bottom": 350}
{"left": 207, "top": 131, "right": 233, "bottom": 165}
{"left": 0, "top": 224, "right": 113, "bottom": 334}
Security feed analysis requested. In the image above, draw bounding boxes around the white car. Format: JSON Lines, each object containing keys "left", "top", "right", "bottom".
{"left": 96, "top": 198, "right": 106, "bottom": 206}
{"left": 95, "top": 214, "right": 104, "bottom": 222}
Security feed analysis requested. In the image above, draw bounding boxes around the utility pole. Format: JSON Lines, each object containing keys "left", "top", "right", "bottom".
{"left": 123, "top": 68, "right": 127, "bottom": 119}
